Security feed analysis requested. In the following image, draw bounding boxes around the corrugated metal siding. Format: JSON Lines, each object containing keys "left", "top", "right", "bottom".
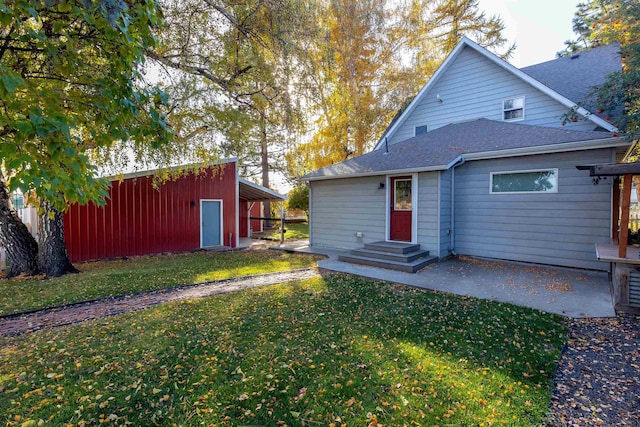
{"left": 439, "top": 170, "right": 452, "bottom": 258}
{"left": 390, "top": 46, "right": 594, "bottom": 145}
{"left": 239, "top": 200, "right": 263, "bottom": 237}
{"left": 64, "top": 163, "right": 237, "bottom": 262}
{"left": 250, "top": 202, "right": 262, "bottom": 233}
{"left": 239, "top": 199, "right": 249, "bottom": 238}
{"left": 454, "top": 148, "right": 614, "bottom": 270}
{"left": 310, "top": 176, "right": 386, "bottom": 249}
{"left": 416, "top": 172, "right": 439, "bottom": 255}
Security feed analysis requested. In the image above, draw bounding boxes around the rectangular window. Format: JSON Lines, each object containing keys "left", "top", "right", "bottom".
{"left": 394, "top": 179, "right": 412, "bottom": 209}
{"left": 415, "top": 125, "right": 428, "bottom": 136}
{"left": 490, "top": 169, "right": 558, "bottom": 194}
{"left": 503, "top": 97, "right": 524, "bottom": 121}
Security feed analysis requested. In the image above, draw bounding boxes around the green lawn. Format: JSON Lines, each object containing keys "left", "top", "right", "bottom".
{"left": 0, "top": 249, "right": 321, "bottom": 316}
{"left": 261, "top": 222, "right": 309, "bottom": 241}
{"left": 0, "top": 274, "right": 568, "bottom": 426}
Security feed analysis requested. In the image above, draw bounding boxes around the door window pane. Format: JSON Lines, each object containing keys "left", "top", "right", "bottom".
{"left": 395, "top": 180, "right": 412, "bottom": 209}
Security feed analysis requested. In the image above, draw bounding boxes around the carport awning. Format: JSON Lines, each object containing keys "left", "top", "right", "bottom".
{"left": 239, "top": 178, "right": 286, "bottom": 201}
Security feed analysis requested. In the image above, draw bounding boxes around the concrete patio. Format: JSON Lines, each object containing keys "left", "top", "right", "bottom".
{"left": 271, "top": 240, "right": 615, "bottom": 318}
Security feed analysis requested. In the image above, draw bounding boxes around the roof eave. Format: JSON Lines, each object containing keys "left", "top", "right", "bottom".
{"left": 302, "top": 165, "right": 448, "bottom": 182}
{"left": 103, "top": 158, "right": 239, "bottom": 182}
{"left": 460, "top": 137, "right": 629, "bottom": 162}
{"left": 306, "top": 138, "right": 628, "bottom": 182}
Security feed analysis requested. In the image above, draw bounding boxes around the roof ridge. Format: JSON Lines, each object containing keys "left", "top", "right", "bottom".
{"left": 519, "top": 41, "right": 621, "bottom": 71}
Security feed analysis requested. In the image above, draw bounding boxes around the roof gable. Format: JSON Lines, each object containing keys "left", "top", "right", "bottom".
{"left": 374, "top": 38, "right": 618, "bottom": 150}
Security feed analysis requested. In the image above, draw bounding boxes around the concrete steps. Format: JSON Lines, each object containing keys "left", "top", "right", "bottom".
{"left": 338, "top": 241, "right": 437, "bottom": 273}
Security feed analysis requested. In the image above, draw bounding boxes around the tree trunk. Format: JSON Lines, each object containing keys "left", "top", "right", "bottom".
{"left": 38, "top": 200, "right": 78, "bottom": 278}
{"left": 0, "top": 175, "right": 40, "bottom": 278}
{"left": 260, "top": 114, "right": 272, "bottom": 229}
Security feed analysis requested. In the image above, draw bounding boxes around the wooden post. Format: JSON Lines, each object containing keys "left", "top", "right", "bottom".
{"left": 613, "top": 177, "right": 620, "bottom": 244}
{"left": 619, "top": 173, "right": 632, "bottom": 258}
{"left": 280, "top": 204, "right": 285, "bottom": 244}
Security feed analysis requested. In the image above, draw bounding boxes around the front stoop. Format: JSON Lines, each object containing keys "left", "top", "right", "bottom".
{"left": 338, "top": 241, "right": 437, "bottom": 273}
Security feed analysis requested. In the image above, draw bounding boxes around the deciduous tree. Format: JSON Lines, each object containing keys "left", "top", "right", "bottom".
{"left": 559, "top": 1, "right": 640, "bottom": 145}
{"left": 286, "top": 0, "right": 513, "bottom": 178}
{"left": 0, "top": 0, "right": 171, "bottom": 277}
{"left": 286, "top": 184, "right": 309, "bottom": 219}
{"left": 147, "top": 0, "right": 311, "bottom": 224}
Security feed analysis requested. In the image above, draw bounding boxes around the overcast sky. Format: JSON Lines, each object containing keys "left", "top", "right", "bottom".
{"left": 478, "top": 0, "right": 581, "bottom": 67}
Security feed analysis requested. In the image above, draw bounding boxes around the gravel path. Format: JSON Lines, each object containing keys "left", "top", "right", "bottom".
{"left": 0, "top": 268, "right": 320, "bottom": 336}
{"left": 548, "top": 314, "right": 640, "bottom": 426}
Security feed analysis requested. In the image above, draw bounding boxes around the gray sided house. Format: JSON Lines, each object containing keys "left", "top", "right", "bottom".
{"left": 303, "top": 38, "right": 629, "bottom": 271}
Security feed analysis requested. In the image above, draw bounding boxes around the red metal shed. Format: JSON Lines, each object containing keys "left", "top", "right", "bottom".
{"left": 239, "top": 200, "right": 263, "bottom": 237}
{"left": 63, "top": 159, "right": 284, "bottom": 262}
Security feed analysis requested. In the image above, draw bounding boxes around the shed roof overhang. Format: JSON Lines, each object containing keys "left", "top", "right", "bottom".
{"left": 238, "top": 178, "right": 286, "bottom": 201}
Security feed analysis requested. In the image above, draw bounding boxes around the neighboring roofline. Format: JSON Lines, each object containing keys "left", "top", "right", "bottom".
{"left": 373, "top": 37, "right": 617, "bottom": 150}
{"left": 103, "top": 158, "right": 239, "bottom": 181}
{"left": 238, "top": 177, "right": 287, "bottom": 200}
{"left": 304, "top": 137, "right": 629, "bottom": 182}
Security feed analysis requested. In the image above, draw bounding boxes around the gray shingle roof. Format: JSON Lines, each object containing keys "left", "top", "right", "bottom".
{"left": 520, "top": 43, "right": 622, "bottom": 108}
{"left": 302, "top": 119, "right": 617, "bottom": 180}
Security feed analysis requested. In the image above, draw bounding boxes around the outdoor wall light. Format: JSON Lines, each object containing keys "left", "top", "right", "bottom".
{"left": 378, "top": 182, "right": 385, "bottom": 189}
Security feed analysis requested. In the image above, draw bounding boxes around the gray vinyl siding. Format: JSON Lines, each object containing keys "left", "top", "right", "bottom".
{"left": 390, "top": 46, "right": 595, "bottom": 145}
{"left": 454, "top": 148, "right": 614, "bottom": 270}
{"left": 416, "top": 172, "right": 439, "bottom": 255}
{"left": 439, "top": 170, "right": 452, "bottom": 258}
{"left": 310, "top": 176, "right": 386, "bottom": 249}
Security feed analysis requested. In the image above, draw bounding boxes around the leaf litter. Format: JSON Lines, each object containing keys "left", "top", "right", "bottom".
{"left": 548, "top": 314, "right": 640, "bottom": 426}
{"left": 0, "top": 273, "right": 570, "bottom": 426}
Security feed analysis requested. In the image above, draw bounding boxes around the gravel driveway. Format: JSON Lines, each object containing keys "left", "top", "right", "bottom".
{"left": 0, "top": 268, "right": 320, "bottom": 336}
{"left": 548, "top": 314, "right": 640, "bottom": 426}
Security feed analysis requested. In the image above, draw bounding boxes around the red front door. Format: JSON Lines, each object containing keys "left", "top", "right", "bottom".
{"left": 390, "top": 176, "right": 412, "bottom": 241}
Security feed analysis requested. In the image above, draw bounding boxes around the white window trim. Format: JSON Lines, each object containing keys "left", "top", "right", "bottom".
{"left": 489, "top": 168, "right": 559, "bottom": 194}
{"left": 393, "top": 178, "right": 413, "bottom": 211}
{"left": 385, "top": 173, "right": 418, "bottom": 244}
{"left": 502, "top": 96, "right": 525, "bottom": 122}
{"left": 414, "top": 124, "right": 429, "bottom": 136}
